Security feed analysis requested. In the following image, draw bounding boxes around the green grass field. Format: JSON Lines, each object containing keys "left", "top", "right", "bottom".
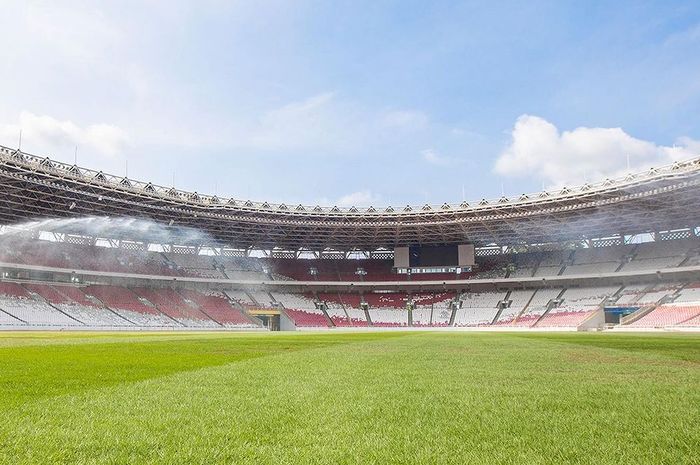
{"left": 0, "top": 331, "right": 697, "bottom": 465}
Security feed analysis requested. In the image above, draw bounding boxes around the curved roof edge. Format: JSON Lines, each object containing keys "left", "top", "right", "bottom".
{"left": 1, "top": 144, "right": 699, "bottom": 216}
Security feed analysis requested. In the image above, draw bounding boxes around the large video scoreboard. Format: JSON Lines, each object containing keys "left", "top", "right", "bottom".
{"left": 393, "top": 245, "right": 474, "bottom": 274}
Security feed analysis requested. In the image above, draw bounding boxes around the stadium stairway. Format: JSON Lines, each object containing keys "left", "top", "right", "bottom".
{"left": 617, "top": 246, "right": 641, "bottom": 272}
{"left": 318, "top": 305, "right": 335, "bottom": 327}
{"left": 533, "top": 288, "right": 567, "bottom": 326}
{"left": 244, "top": 290, "right": 258, "bottom": 306}
{"left": 190, "top": 299, "right": 225, "bottom": 326}
{"left": 620, "top": 305, "right": 657, "bottom": 325}
{"left": 223, "top": 294, "right": 263, "bottom": 327}
{"left": 668, "top": 284, "right": 687, "bottom": 304}
{"left": 569, "top": 306, "right": 606, "bottom": 330}
{"left": 79, "top": 290, "right": 138, "bottom": 326}
{"left": 677, "top": 252, "right": 695, "bottom": 267}
{"left": 340, "top": 305, "right": 353, "bottom": 325}
{"left": 608, "top": 285, "right": 625, "bottom": 303}
{"left": 448, "top": 297, "right": 458, "bottom": 326}
{"left": 627, "top": 284, "right": 658, "bottom": 306}
{"left": 491, "top": 291, "right": 511, "bottom": 325}
{"left": 0, "top": 306, "right": 26, "bottom": 324}
{"left": 510, "top": 289, "right": 538, "bottom": 324}
{"left": 23, "top": 286, "right": 85, "bottom": 325}
{"left": 364, "top": 306, "right": 373, "bottom": 326}
{"left": 142, "top": 295, "right": 183, "bottom": 327}
{"left": 266, "top": 291, "right": 277, "bottom": 306}
{"left": 613, "top": 257, "right": 628, "bottom": 272}
{"left": 98, "top": 287, "right": 181, "bottom": 327}
{"left": 557, "top": 250, "right": 575, "bottom": 276}
{"left": 193, "top": 302, "right": 225, "bottom": 327}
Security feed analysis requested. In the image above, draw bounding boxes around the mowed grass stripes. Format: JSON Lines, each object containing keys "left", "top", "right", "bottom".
{"left": 0, "top": 331, "right": 697, "bottom": 464}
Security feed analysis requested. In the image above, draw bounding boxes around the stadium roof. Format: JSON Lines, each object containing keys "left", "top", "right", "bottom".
{"left": 1, "top": 144, "right": 700, "bottom": 251}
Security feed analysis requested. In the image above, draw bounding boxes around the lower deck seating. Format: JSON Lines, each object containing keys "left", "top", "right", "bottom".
{"left": 364, "top": 293, "right": 407, "bottom": 309}
{"left": 54, "top": 285, "right": 99, "bottom": 306}
{"left": 284, "top": 308, "right": 329, "bottom": 327}
{"left": 131, "top": 288, "right": 218, "bottom": 327}
{"left": 30, "top": 284, "right": 132, "bottom": 326}
{"left": 411, "top": 307, "right": 432, "bottom": 326}
{"left": 225, "top": 289, "right": 255, "bottom": 306}
{"left": 0, "top": 282, "right": 79, "bottom": 326}
{"left": 85, "top": 285, "right": 175, "bottom": 326}
{"left": 489, "top": 290, "right": 527, "bottom": 325}
{"left": 324, "top": 306, "right": 352, "bottom": 326}
{"left": 248, "top": 290, "right": 274, "bottom": 307}
{"left": 0, "top": 282, "right": 262, "bottom": 328}
{"left": 271, "top": 292, "right": 317, "bottom": 310}
{"left": 178, "top": 289, "right": 258, "bottom": 327}
{"left": 0, "top": 296, "right": 79, "bottom": 326}
{"left": 536, "top": 309, "right": 596, "bottom": 327}
{"left": 453, "top": 307, "right": 498, "bottom": 327}
{"left": 509, "top": 288, "right": 562, "bottom": 327}
{"left": 345, "top": 307, "right": 369, "bottom": 326}
{"left": 59, "top": 303, "right": 132, "bottom": 326}
{"left": 0, "top": 309, "right": 23, "bottom": 325}
{"left": 676, "top": 312, "right": 700, "bottom": 327}
{"left": 536, "top": 286, "right": 616, "bottom": 328}
{"left": 23, "top": 283, "right": 72, "bottom": 304}
{"left": 368, "top": 308, "right": 408, "bottom": 326}
{"left": 430, "top": 307, "right": 452, "bottom": 326}
{"left": 628, "top": 304, "right": 700, "bottom": 328}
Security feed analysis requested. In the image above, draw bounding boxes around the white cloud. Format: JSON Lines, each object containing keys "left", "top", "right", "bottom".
{"left": 217, "top": 95, "right": 435, "bottom": 156}
{"left": 678, "top": 136, "right": 700, "bottom": 153}
{"left": 239, "top": 92, "right": 341, "bottom": 151}
{"left": 336, "top": 190, "right": 382, "bottom": 207}
{"left": 23, "top": 4, "right": 124, "bottom": 63}
{"left": 0, "top": 111, "right": 128, "bottom": 158}
{"left": 422, "top": 149, "right": 453, "bottom": 166}
{"left": 494, "top": 115, "right": 699, "bottom": 186}
{"left": 379, "top": 110, "right": 429, "bottom": 130}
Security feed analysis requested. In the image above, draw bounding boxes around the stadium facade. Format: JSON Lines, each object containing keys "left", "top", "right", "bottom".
{"left": 1, "top": 144, "right": 700, "bottom": 331}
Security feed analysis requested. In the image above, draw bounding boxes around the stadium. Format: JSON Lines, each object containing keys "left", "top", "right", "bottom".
{"left": 2, "top": 3, "right": 699, "bottom": 464}
{"left": 1, "top": 144, "right": 700, "bottom": 332}
{"left": 1, "top": 142, "right": 700, "bottom": 464}
{"left": 2, "top": 155, "right": 700, "bottom": 464}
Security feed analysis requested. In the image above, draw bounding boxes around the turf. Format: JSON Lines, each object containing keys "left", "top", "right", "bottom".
{"left": 0, "top": 331, "right": 697, "bottom": 464}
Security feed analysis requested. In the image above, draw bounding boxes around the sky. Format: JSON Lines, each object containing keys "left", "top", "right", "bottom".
{"left": 1, "top": 0, "right": 699, "bottom": 207}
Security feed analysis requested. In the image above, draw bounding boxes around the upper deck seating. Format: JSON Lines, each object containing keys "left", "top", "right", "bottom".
{"left": 672, "top": 284, "right": 700, "bottom": 303}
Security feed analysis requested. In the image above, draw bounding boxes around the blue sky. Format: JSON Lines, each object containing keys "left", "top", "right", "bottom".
{"left": 1, "top": 1, "right": 699, "bottom": 206}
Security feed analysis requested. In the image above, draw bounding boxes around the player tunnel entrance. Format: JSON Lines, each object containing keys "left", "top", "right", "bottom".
{"left": 248, "top": 308, "right": 281, "bottom": 331}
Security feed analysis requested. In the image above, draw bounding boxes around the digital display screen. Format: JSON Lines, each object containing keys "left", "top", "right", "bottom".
{"left": 409, "top": 245, "right": 458, "bottom": 267}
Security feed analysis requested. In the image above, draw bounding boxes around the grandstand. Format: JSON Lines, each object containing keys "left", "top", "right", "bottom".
{"left": 0, "top": 144, "right": 699, "bottom": 331}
